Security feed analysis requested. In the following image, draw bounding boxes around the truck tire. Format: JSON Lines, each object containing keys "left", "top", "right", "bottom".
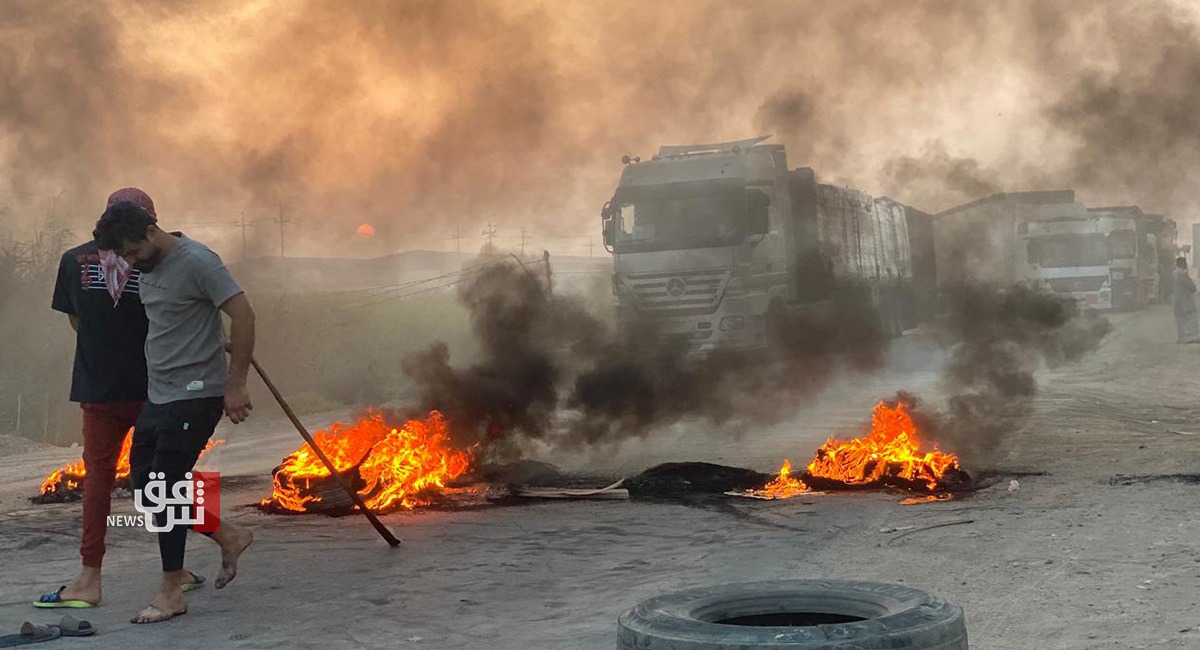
{"left": 617, "top": 579, "right": 967, "bottom": 650}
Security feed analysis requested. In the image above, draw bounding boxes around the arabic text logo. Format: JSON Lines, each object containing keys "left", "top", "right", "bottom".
{"left": 132, "top": 471, "right": 220, "bottom": 533}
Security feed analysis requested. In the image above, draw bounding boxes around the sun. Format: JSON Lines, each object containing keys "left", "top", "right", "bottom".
{"left": 356, "top": 223, "right": 376, "bottom": 239}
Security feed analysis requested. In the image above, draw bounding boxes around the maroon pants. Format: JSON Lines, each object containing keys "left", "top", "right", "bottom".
{"left": 80, "top": 401, "right": 143, "bottom": 568}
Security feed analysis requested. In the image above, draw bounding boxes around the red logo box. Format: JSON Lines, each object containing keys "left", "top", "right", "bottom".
{"left": 192, "top": 471, "right": 221, "bottom": 533}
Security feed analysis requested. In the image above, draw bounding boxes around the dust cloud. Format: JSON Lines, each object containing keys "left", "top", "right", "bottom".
{"left": 2, "top": 1, "right": 1200, "bottom": 255}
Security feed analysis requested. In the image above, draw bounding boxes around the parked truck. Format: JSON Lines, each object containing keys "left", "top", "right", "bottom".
{"left": 1082, "top": 206, "right": 1178, "bottom": 309}
{"left": 936, "top": 191, "right": 1176, "bottom": 310}
{"left": 599, "top": 136, "right": 934, "bottom": 353}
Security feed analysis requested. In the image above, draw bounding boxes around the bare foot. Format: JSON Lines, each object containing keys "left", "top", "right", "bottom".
{"left": 214, "top": 525, "right": 254, "bottom": 589}
{"left": 57, "top": 567, "right": 101, "bottom": 606}
{"left": 131, "top": 589, "right": 187, "bottom": 624}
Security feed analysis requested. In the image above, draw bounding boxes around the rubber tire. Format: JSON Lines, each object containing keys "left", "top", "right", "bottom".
{"left": 618, "top": 579, "right": 967, "bottom": 649}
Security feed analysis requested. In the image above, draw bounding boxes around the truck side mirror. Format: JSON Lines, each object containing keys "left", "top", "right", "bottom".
{"left": 602, "top": 218, "right": 615, "bottom": 247}
{"left": 747, "top": 190, "right": 770, "bottom": 235}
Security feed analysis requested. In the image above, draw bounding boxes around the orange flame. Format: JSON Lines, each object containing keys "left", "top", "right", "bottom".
{"left": 806, "top": 401, "right": 959, "bottom": 491}
{"left": 752, "top": 401, "right": 962, "bottom": 499}
{"left": 262, "top": 410, "right": 473, "bottom": 514}
{"left": 751, "top": 459, "right": 809, "bottom": 499}
{"left": 39, "top": 429, "right": 224, "bottom": 497}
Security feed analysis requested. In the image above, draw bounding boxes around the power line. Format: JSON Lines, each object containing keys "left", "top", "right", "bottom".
{"left": 314, "top": 258, "right": 549, "bottom": 332}
{"left": 318, "top": 258, "right": 524, "bottom": 312}
{"left": 319, "top": 270, "right": 472, "bottom": 311}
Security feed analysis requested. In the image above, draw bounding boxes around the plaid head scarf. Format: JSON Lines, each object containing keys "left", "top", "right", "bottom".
{"left": 100, "top": 188, "right": 157, "bottom": 305}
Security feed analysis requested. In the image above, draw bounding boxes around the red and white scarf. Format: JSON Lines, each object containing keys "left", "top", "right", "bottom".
{"left": 98, "top": 249, "right": 133, "bottom": 306}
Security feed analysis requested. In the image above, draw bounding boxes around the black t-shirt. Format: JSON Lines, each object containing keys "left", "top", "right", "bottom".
{"left": 51, "top": 242, "right": 149, "bottom": 403}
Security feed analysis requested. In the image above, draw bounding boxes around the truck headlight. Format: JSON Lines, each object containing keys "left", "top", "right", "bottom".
{"left": 719, "top": 316, "right": 745, "bottom": 331}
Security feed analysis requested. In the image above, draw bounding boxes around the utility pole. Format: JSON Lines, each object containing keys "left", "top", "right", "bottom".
{"left": 274, "top": 204, "right": 290, "bottom": 258}
{"left": 451, "top": 227, "right": 464, "bottom": 254}
{"left": 519, "top": 229, "right": 531, "bottom": 258}
{"left": 236, "top": 211, "right": 251, "bottom": 261}
{"left": 588, "top": 238, "right": 596, "bottom": 257}
{"left": 482, "top": 222, "right": 497, "bottom": 255}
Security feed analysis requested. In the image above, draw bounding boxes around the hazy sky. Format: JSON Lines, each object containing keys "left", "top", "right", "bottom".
{"left": 4, "top": 0, "right": 1200, "bottom": 258}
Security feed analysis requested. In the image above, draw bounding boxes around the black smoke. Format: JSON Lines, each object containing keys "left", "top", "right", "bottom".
{"left": 399, "top": 257, "right": 888, "bottom": 461}
{"left": 907, "top": 283, "right": 1112, "bottom": 464}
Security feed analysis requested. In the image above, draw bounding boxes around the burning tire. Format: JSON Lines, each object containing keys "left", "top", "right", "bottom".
{"left": 618, "top": 579, "right": 967, "bottom": 649}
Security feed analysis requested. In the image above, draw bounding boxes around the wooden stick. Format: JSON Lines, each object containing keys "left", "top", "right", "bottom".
{"left": 886, "top": 519, "right": 974, "bottom": 546}
{"left": 251, "top": 358, "right": 402, "bottom": 547}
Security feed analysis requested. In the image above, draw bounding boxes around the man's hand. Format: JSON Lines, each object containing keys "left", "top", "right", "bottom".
{"left": 225, "top": 382, "right": 253, "bottom": 424}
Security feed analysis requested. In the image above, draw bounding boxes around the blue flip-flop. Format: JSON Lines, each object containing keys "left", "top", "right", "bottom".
{"left": 182, "top": 572, "right": 206, "bottom": 592}
{"left": 31, "top": 586, "right": 92, "bottom": 609}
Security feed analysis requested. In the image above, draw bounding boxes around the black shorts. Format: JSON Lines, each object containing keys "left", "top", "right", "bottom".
{"left": 132, "top": 397, "right": 224, "bottom": 464}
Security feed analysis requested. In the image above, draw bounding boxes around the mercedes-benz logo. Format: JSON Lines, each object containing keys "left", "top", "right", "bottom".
{"left": 666, "top": 277, "right": 687, "bottom": 297}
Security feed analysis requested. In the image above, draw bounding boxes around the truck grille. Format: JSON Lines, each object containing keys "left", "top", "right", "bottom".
{"left": 1046, "top": 276, "right": 1107, "bottom": 293}
{"left": 620, "top": 269, "right": 730, "bottom": 314}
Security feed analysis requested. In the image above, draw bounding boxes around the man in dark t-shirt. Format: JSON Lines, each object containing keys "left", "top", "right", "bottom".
{"left": 35, "top": 188, "right": 201, "bottom": 609}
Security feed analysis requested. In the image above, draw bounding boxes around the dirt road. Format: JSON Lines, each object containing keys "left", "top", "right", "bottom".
{"left": 1, "top": 306, "right": 1197, "bottom": 649}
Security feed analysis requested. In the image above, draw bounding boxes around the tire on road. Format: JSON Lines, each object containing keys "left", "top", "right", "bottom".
{"left": 617, "top": 579, "right": 967, "bottom": 650}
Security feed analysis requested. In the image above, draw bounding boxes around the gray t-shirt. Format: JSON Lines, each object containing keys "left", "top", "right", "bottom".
{"left": 139, "top": 235, "right": 243, "bottom": 405}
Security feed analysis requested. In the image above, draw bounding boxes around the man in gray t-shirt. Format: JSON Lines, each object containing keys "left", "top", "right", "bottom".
{"left": 94, "top": 201, "right": 256, "bottom": 625}
{"left": 139, "top": 233, "right": 243, "bottom": 404}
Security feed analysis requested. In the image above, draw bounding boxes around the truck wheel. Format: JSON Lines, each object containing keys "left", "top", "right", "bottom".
{"left": 618, "top": 579, "right": 967, "bottom": 649}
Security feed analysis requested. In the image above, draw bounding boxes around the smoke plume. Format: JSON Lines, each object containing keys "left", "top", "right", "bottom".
{"left": 911, "top": 284, "right": 1113, "bottom": 465}
{"left": 4, "top": 1, "right": 1200, "bottom": 255}
{"left": 400, "top": 257, "right": 887, "bottom": 460}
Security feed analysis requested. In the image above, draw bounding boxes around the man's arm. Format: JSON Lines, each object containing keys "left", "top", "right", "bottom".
{"left": 220, "top": 292, "right": 255, "bottom": 423}
{"left": 68, "top": 314, "right": 79, "bottom": 332}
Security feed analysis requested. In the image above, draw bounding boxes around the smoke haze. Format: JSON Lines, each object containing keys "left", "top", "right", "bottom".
{"left": 399, "top": 257, "right": 888, "bottom": 460}
{"left": 3, "top": 0, "right": 1200, "bottom": 256}
{"left": 912, "top": 284, "right": 1113, "bottom": 465}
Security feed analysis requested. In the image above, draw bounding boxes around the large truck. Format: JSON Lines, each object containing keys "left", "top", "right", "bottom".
{"left": 599, "top": 136, "right": 934, "bottom": 353}
{"left": 933, "top": 190, "right": 1079, "bottom": 291}
{"left": 935, "top": 191, "right": 1175, "bottom": 310}
{"left": 1083, "top": 206, "right": 1177, "bottom": 309}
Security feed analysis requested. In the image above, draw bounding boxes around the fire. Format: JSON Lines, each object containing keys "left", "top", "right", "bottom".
{"left": 38, "top": 429, "right": 223, "bottom": 500}
{"left": 747, "top": 400, "right": 964, "bottom": 499}
{"left": 806, "top": 401, "right": 960, "bottom": 491}
{"left": 262, "top": 410, "right": 473, "bottom": 514}
{"left": 751, "top": 459, "right": 809, "bottom": 499}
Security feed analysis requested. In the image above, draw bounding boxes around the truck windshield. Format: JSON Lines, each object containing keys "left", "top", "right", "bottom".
{"left": 613, "top": 187, "right": 746, "bottom": 253}
{"left": 1029, "top": 234, "right": 1108, "bottom": 268}
{"left": 1108, "top": 229, "right": 1137, "bottom": 259}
